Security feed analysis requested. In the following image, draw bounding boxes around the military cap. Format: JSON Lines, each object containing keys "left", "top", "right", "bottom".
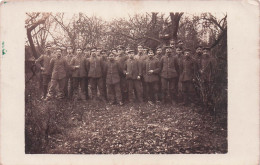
{"left": 128, "top": 49, "right": 134, "bottom": 53}
{"left": 111, "top": 48, "right": 117, "bottom": 51}
{"left": 177, "top": 40, "right": 183, "bottom": 44}
{"left": 148, "top": 49, "right": 154, "bottom": 53}
{"left": 56, "top": 47, "right": 62, "bottom": 51}
{"left": 156, "top": 46, "right": 162, "bottom": 50}
{"left": 164, "top": 46, "right": 172, "bottom": 49}
{"left": 117, "top": 45, "right": 125, "bottom": 50}
{"left": 175, "top": 46, "right": 183, "bottom": 50}
{"left": 67, "top": 45, "right": 73, "bottom": 49}
{"left": 203, "top": 47, "right": 211, "bottom": 51}
{"left": 76, "top": 47, "right": 83, "bottom": 50}
{"left": 91, "top": 47, "right": 97, "bottom": 50}
{"left": 100, "top": 49, "right": 107, "bottom": 54}
{"left": 45, "top": 44, "right": 52, "bottom": 48}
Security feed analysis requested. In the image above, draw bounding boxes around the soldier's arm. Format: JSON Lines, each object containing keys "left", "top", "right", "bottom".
{"left": 153, "top": 60, "right": 161, "bottom": 74}
{"left": 174, "top": 57, "right": 179, "bottom": 73}
{"left": 49, "top": 58, "right": 55, "bottom": 74}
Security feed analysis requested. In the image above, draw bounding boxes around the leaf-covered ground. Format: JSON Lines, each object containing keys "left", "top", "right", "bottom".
{"left": 25, "top": 81, "right": 227, "bottom": 154}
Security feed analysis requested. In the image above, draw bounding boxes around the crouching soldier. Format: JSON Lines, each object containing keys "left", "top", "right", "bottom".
{"left": 70, "top": 47, "right": 88, "bottom": 101}
{"left": 104, "top": 53, "right": 123, "bottom": 105}
{"left": 124, "top": 50, "right": 143, "bottom": 103}
{"left": 45, "top": 47, "right": 70, "bottom": 100}
{"left": 160, "top": 46, "right": 179, "bottom": 105}
{"left": 179, "top": 48, "right": 195, "bottom": 105}
{"left": 88, "top": 48, "right": 105, "bottom": 101}
{"left": 143, "top": 49, "right": 160, "bottom": 104}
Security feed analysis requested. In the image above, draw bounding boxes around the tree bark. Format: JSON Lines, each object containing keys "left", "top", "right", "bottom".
{"left": 169, "top": 12, "right": 183, "bottom": 41}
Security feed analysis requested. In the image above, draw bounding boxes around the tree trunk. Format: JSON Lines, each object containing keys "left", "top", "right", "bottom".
{"left": 170, "top": 12, "right": 183, "bottom": 41}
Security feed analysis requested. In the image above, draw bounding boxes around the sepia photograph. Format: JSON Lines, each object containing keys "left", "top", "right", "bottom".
{"left": 25, "top": 11, "right": 227, "bottom": 154}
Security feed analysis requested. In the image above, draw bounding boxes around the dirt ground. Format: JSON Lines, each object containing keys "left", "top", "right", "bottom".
{"left": 25, "top": 81, "right": 227, "bottom": 154}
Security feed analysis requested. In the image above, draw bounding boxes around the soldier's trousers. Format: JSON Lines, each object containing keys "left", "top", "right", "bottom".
{"left": 47, "top": 78, "right": 66, "bottom": 99}
{"left": 85, "top": 78, "right": 89, "bottom": 99}
{"left": 145, "top": 81, "right": 159, "bottom": 102}
{"left": 141, "top": 77, "right": 147, "bottom": 101}
{"left": 64, "top": 75, "right": 73, "bottom": 98}
{"left": 127, "top": 79, "right": 143, "bottom": 102}
{"left": 42, "top": 74, "right": 51, "bottom": 98}
{"left": 161, "top": 77, "right": 178, "bottom": 100}
{"left": 182, "top": 80, "right": 193, "bottom": 104}
{"left": 120, "top": 76, "right": 128, "bottom": 101}
{"left": 72, "top": 77, "right": 87, "bottom": 100}
{"left": 107, "top": 82, "right": 122, "bottom": 103}
{"left": 89, "top": 77, "right": 104, "bottom": 100}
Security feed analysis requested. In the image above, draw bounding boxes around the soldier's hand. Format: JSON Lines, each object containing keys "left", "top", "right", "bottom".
{"left": 40, "top": 67, "right": 45, "bottom": 71}
{"left": 148, "top": 70, "right": 154, "bottom": 74}
{"left": 75, "top": 66, "right": 80, "bottom": 69}
{"left": 137, "top": 76, "right": 141, "bottom": 80}
{"left": 125, "top": 72, "right": 129, "bottom": 75}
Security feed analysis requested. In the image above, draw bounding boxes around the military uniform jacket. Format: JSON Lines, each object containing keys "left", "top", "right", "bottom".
{"left": 65, "top": 54, "right": 74, "bottom": 76}
{"left": 200, "top": 55, "right": 215, "bottom": 82}
{"left": 176, "top": 54, "right": 184, "bottom": 75}
{"left": 143, "top": 58, "right": 160, "bottom": 82}
{"left": 70, "top": 55, "right": 88, "bottom": 78}
{"left": 160, "top": 55, "right": 179, "bottom": 78}
{"left": 117, "top": 54, "right": 128, "bottom": 76}
{"left": 49, "top": 57, "right": 69, "bottom": 80}
{"left": 104, "top": 60, "right": 121, "bottom": 84}
{"left": 179, "top": 57, "right": 195, "bottom": 82}
{"left": 87, "top": 57, "right": 103, "bottom": 78}
{"left": 124, "top": 59, "right": 142, "bottom": 80}
{"left": 35, "top": 54, "right": 52, "bottom": 75}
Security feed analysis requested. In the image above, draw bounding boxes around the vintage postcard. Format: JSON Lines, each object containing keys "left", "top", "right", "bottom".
{"left": 0, "top": 0, "right": 259, "bottom": 165}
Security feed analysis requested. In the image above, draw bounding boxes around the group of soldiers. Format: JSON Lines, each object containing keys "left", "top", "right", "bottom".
{"left": 35, "top": 39, "right": 216, "bottom": 106}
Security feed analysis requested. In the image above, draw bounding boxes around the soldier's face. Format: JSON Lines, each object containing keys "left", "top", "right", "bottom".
{"left": 166, "top": 48, "right": 172, "bottom": 54}
{"left": 143, "top": 49, "right": 148, "bottom": 54}
{"left": 203, "top": 50, "right": 209, "bottom": 55}
{"left": 170, "top": 42, "right": 175, "bottom": 49}
{"left": 196, "top": 48, "right": 202, "bottom": 54}
{"left": 76, "top": 49, "right": 82, "bottom": 55}
{"left": 56, "top": 49, "right": 62, "bottom": 57}
{"left": 67, "top": 47, "right": 73, "bottom": 54}
{"left": 108, "top": 54, "right": 114, "bottom": 61}
{"left": 46, "top": 47, "right": 51, "bottom": 54}
{"left": 156, "top": 48, "right": 162, "bottom": 55}
{"left": 112, "top": 50, "right": 117, "bottom": 54}
{"left": 178, "top": 42, "right": 183, "bottom": 46}
{"left": 129, "top": 52, "right": 134, "bottom": 59}
{"left": 184, "top": 51, "right": 190, "bottom": 57}
{"left": 176, "top": 49, "right": 182, "bottom": 55}
{"left": 91, "top": 49, "right": 97, "bottom": 57}
{"left": 137, "top": 46, "right": 143, "bottom": 53}
{"left": 148, "top": 52, "right": 154, "bottom": 58}
{"left": 118, "top": 49, "right": 124, "bottom": 54}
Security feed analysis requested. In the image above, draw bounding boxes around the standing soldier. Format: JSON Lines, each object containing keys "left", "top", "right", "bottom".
{"left": 116, "top": 45, "right": 129, "bottom": 102}
{"left": 100, "top": 49, "right": 108, "bottom": 100}
{"left": 134, "top": 44, "right": 148, "bottom": 101}
{"left": 160, "top": 46, "right": 179, "bottom": 105}
{"left": 177, "top": 40, "right": 185, "bottom": 50}
{"left": 175, "top": 46, "right": 184, "bottom": 103}
{"left": 70, "top": 47, "right": 89, "bottom": 101}
{"left": 35, "top": 44, "right": 53, "bottom": 99}
{"left": 45, "top": 47, "right": 70, "bottom": 100}
{"left": 179, "top": 48, "right": 195, "bottom": 105}
{"left": 143, "top": 49, "right": 160, "bottom": 104}
{"left": 104, "top": 53, "right": 123, "bottom": 105}
{"left": 169, "top": 39, "right": 176, "bottom": 51}
{"left": 64, "top": 45, "right": 74, "bottom": 98}
{"left": 155, "top": 46, "right": 163, "bottom": 101}
{"left": 88, "top": 48, "right": 105, "bottom": 101}
{"left": 124, "top": 50, "right": 143, "bottom": 103}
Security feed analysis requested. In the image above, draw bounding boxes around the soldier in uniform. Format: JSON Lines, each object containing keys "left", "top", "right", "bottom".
{"left": 64, "top": 45, "right": 74, "bottom": 98}
{"left": 103, "top": 53, "right": 123, "bottom": 105}
{"left": 175, "top": 46, "right": 184, "bottom": 103}
{"left": 134, "top": 44, "right": 148, "bottom": 101}
{"left": 45, "top": 47, "right": 70, "bottom": 100}
{"left": 70, "top": 47, "right": 89, "bottom": 101}
{"left": 83, "top": 47, "right": 91, "bottom": 59}
{"left": 160, "top": 46, "right": 179, "bottom": 104}
{"left": 116, "top": 45, "right": 129, "bottom": 102}
{"left": 179, "top": 48, "right": 195, "bottom": 105}
{"left": 124, "top": 50, "right": 143, "bottom": 103}
{"left": 143, "top": 49, "right": 160, "bottom": 104}
{"left": 155, "top": 46, "right": 163, "bottom": 61}
{"left": 100, "top": 49, "right": 108, "bottom": 100}
{"left": 177, "top": 40, "right": 184, "bottom": 49}
{"left": 35, "top": 44, "right": 53, "bottom": 99}
{"left": 88, "top": 48, "right": 105, "bottom": 101}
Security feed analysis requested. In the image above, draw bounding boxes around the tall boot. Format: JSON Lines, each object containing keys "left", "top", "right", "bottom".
{"left": 171, "top": 92, "right": 176, "bottom": 105}
{"left": 155, "top": 94, "right": 160, "bottom": 104}
{"left": 183, "top": 93, "right": 189, "bottom": 106}
{"left": 161, "top": 91, "right": 166, "bottom": 104}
